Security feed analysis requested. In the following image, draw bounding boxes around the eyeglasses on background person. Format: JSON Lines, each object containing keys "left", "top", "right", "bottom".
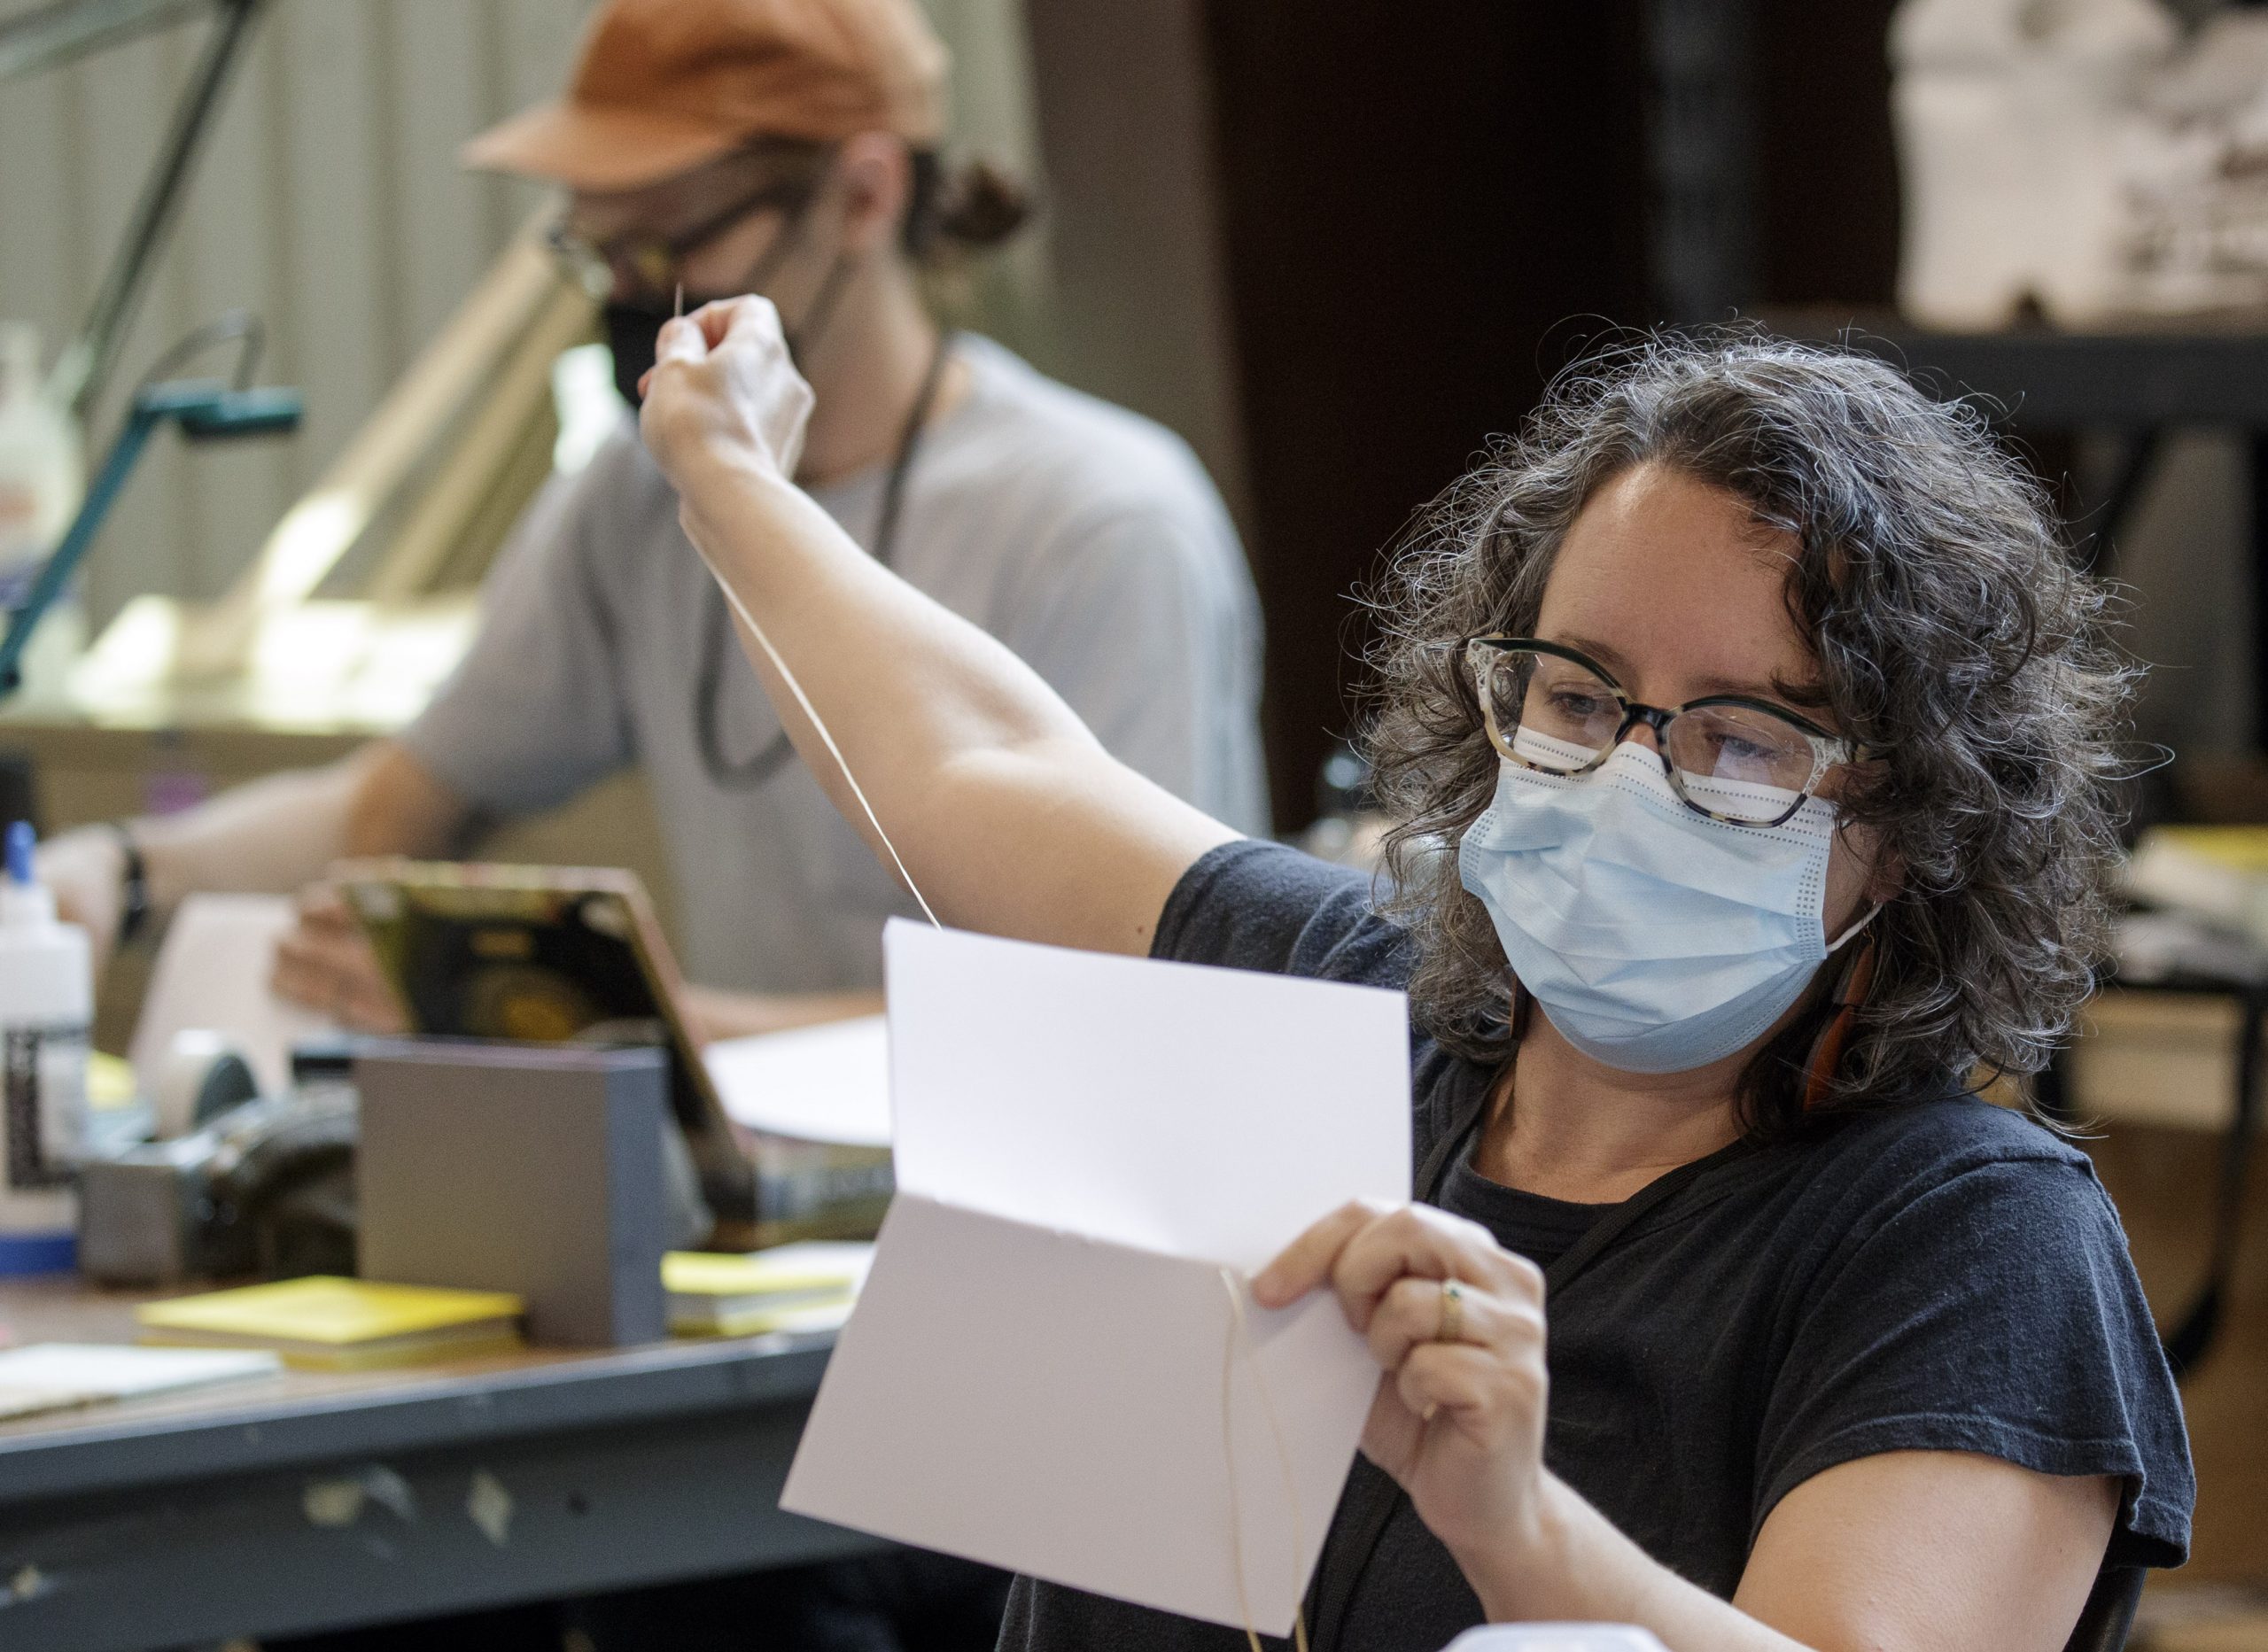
{"left": 546, "top": 171, "right": 822, "bottom": 301}
{"left": 1463, "top": 635, "right": 1862, "bottom": 828}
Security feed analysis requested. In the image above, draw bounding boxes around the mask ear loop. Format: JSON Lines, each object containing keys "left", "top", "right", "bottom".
{"left": 1799, "top": 925, "right": 1878, "bottom": 1110}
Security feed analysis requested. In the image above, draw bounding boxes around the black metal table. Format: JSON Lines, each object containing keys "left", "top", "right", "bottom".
{"left": 0, "top": 1303, "right": 870, "bottom": 1652}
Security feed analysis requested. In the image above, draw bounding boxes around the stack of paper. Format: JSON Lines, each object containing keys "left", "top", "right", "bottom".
{"left": 0, "top": 1343, "right": 282, "bottom": 1422}
{"left": 138, "top": 1276, "right": 524, "bottom": 1370}
{"left": 664, "top": 1241, "right": 874, "bottom": 1337}
{"left": 783, "top": 921, "right": 1410, "bottom": 1635}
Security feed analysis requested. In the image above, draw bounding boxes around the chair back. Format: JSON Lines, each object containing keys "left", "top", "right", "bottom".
{"left": 2064, "top": 1566, "right": 2144, "bottom": 1652}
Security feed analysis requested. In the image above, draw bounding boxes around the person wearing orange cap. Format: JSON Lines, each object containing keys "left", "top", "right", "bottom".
{"left": 39, "top": 0, "right": 1267, "bottom": 1051}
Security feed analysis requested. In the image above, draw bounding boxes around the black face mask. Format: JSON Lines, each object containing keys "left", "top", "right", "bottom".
{"left": 604, "top": 295, "right": 695, "bottom": 408}
{"left": 602, "top": 257, "right": 854, "bottom": 409}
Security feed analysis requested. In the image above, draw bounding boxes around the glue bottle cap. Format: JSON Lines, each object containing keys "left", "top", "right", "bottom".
{"left": 0, "top": 820, "right": 55, "bottom": 928}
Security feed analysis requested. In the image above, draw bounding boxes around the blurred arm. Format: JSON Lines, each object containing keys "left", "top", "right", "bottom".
{"left": 39, "top": 739, "right": 469, "bottom": 965}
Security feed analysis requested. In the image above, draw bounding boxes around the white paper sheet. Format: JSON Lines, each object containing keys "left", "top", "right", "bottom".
{"left": 0, "top": 1343, "right": 281, "bottom": 1420}
{"left": 129, "top": 894, "right": 337, "bottom": 1107}
{"left": 782, "top": 920, "right": 1412, "bottom": 1634}
{"left": 883, "top": 922, "right": 1411, "bottom": 1270}
{"left": 705, "top": 1016, "right": 892, "bottom": 1147}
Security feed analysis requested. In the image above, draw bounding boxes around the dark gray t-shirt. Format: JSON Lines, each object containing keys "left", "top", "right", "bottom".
{"left": 999, "top": 841, "right": 2193, "bottom": 1652}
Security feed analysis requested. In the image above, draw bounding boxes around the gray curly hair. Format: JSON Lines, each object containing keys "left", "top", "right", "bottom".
{"left": 1361, "top": 331, "right": 2138, "bottom": 1137}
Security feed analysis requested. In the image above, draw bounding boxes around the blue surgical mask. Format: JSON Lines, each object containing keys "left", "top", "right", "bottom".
{"left": 1456, "top": 739, "right": 1870, "bottom": 1074}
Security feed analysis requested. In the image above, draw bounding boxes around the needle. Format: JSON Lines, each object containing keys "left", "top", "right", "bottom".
{"left": 673, "top": 282, "right": 684, "bottom": 321}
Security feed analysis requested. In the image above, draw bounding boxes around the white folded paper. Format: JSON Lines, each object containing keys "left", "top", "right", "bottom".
{"left": 782, "top": 919, "right": 1411, "bottom": 1634}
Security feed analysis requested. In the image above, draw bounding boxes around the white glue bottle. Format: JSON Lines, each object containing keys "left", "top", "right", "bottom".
{"left": 0, "top": 821, "right": 89, "bottom": 1272}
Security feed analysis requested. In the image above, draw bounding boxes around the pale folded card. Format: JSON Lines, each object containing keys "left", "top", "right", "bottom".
{"left": 782, "top": 919, "right": 1411, "bottom": 1633}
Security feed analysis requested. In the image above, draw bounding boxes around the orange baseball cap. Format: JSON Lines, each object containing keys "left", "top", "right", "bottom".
{"left": 462, "top": 0, "right": 950, "bottom": 193}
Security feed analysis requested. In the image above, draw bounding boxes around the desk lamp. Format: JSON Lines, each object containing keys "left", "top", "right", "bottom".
{"left": 0, "top": 376, "right": 301, "bottom": 697}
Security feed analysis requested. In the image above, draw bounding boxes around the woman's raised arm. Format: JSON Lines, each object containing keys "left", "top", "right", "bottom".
{"left": 640, "top": 297, "right": 1239, "bottom": 956}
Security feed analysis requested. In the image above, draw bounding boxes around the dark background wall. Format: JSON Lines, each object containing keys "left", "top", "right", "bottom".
{"left": 1201, "top": 3, "right": 1651, "bottom": 826}
{"left": 1032, "top": 0, "right": 1915, "bottom": 830}
{"left": 1201, "top": 0, "right": 1909, "bottom": 827}
{"left": 1750, "top": 0, "right": 1899, "bottom": 310}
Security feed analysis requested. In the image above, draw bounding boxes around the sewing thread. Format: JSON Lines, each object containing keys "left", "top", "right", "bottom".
{"left": 706, "top": 570, "right": 943, "bottom": 928}
{"left": 1219, "top": 1270, "right": 1312, "bottom": 1652}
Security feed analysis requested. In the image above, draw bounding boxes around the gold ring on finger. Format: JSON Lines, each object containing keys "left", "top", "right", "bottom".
{"left": 1436, "top": 1278, "right": 1464, "bottom": 1344}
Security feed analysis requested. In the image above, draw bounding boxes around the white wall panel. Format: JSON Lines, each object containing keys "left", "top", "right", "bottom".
{"left": 71, "top": 24, "right": 196, "bottom": 624}
{"left": 0, "top": 27, "right": 78, "bottom": 377}
{"left": 268, "top": 0, "right": 392, "bottom": 507}
{"left": 387, "top": 0, "right": 511, "bottom": 358}
{"left": 174, "top": 14, "right": 289, "bottom": 596}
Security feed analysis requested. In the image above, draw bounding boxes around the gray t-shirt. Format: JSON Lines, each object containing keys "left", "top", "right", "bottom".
{"left": 403, "top": 335, "right": 1267, "bottom": 990}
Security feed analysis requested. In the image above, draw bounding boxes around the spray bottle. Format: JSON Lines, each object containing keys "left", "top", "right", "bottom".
{"left": 0, "top": 821, "right": 90, "bottom": 1271}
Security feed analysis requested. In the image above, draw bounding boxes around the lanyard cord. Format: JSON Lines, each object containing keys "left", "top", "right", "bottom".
{"left": 695, "top": 325, "right": 957, "bottom": 788}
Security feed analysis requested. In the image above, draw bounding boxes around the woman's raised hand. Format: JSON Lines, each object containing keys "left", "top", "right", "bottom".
{"left": 1254, "top": 1201, "right": 1550, "bottom": 1577}
{"left": 637, "top": 296, "right": 815, "bottom": 493}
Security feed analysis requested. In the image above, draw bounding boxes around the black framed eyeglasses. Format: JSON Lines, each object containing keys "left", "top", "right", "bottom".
{"left": 546, "top": 174, "right": 822, "bottom": 302}
{"left": 1464, "top": 635, "right": 1860, "bottom": 827}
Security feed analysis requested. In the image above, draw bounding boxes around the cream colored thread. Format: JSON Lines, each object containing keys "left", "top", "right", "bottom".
{"left": 1218, "top": 1270, "right": 1311, "bottom": 1652}
{"left": 709, "top": 570, "right": 942, "bottom": 927}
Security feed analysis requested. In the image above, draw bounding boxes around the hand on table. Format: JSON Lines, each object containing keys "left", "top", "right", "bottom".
{"left": 1254, "top": 1201, "right": 1550, "bottom": 1572}
{"left": 269, "top": 884, "right": 407, "bottom": 1034}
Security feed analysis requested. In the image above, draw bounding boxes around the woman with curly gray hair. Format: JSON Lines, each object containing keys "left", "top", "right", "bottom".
{"left": 641, "top": 304, "right": 2191, "bottom": 1652}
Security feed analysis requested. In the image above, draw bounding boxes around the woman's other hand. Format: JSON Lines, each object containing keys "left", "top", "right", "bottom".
{"left": 1254, "top": 1201, "right": 1550, "bottom": 1572}
{"left": 637, "top": 296, "right": 814, "bottom": 494}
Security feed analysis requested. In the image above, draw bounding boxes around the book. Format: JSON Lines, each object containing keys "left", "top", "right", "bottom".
{"left": 136, "top": 1276, "right": 524, "bottom": 1370}
{"left": 0, "top": 1343, "right": 282, "bottom": 1422}
{"left": 664, "top": 1241, "right": 873, "bottom": 1337}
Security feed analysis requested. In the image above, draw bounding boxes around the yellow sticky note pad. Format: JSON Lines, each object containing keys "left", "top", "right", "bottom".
{"left": 137, "top": 1276, "right": 524, "bottom": 1370}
